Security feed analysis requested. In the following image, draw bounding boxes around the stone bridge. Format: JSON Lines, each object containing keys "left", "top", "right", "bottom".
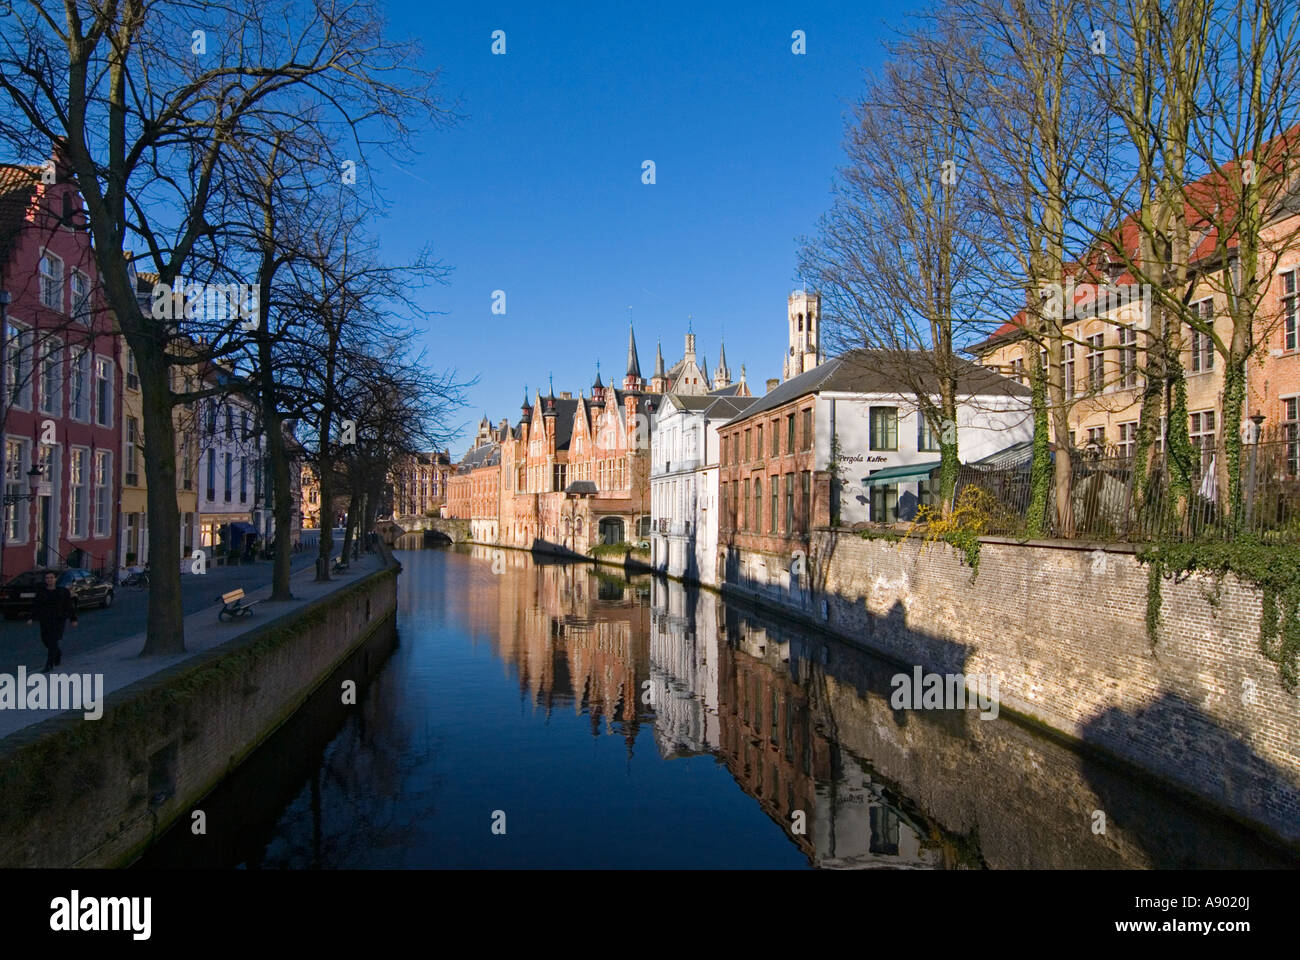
{"left": 378, "top": 515, "right": 472, "bottom": 545}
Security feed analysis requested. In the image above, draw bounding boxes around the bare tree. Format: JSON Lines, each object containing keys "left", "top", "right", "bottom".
{"left": 800, "top": 31, "right": 997, "bottom": 515}
{"left": 0, "top": 0, "right": 444, "bottom": 651}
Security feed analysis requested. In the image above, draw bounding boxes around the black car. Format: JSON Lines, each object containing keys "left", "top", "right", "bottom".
{"left": 0, "top": 568, "right": 114, "bottom": 619}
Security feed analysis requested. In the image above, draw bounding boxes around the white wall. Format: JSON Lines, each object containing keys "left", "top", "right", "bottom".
{"left": 816, "top": 390, "right": 1033, "bottom": 523}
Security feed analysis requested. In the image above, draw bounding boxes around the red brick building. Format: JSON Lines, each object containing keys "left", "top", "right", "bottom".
{"left": 0, "top": 146, "right": 122, "bottom": 580}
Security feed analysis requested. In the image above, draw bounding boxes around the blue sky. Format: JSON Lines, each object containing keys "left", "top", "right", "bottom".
{"left": 377, "top": 1, "right": 900, "bottom": 453}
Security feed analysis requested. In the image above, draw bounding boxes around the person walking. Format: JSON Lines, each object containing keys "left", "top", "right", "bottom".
{"left": 27, "top": 571, "right": 78, "bottom": 672}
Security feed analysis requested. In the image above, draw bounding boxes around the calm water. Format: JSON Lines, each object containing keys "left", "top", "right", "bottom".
{"left": 138, "top": 544, "right": 1298, "bottom": 869}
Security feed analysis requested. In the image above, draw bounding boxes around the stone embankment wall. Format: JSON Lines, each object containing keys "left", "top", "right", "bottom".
{"left": 721, "top": 531, "right": 1300, "bottom": 849}
{"left": 0, "top": 559, "right": 399, "bottom": 868}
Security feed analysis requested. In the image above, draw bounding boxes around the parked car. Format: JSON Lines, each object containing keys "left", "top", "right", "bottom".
{"left": 0, "top": 568, "right": 115, "bottom": 619}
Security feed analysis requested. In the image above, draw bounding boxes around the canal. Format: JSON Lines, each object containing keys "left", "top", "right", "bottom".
{"left": 137, "top": 543, "right": 1298, "bottom": 868}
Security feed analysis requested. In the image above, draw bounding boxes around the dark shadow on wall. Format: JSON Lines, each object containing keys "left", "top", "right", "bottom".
{"left": 712, "top": 579, "right": 1300, "bottom": 867}
{"left": 1079, "top": 693, "right": 1300, "bottom": 865}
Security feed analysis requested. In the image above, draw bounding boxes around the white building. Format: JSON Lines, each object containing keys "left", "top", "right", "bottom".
{"left": 194, "top": 382, "right": 274, "bottom": 562}
{"left": 650, "top": 392, "right": 756, "bottom": 585}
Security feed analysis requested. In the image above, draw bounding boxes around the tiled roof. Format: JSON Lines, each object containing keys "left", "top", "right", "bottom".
{"left": 723, "top": 349, "right": 1029, "bottom": 426}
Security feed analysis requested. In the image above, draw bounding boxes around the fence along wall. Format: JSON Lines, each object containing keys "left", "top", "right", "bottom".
{"left": 0, "top": 562, "right": 399, "bottom": 868}
{"left": 722, "top": 531, "right": 1300, "bottom": 848}
{"left": 959, "top": 430, "right": 1300, "bottom": 542}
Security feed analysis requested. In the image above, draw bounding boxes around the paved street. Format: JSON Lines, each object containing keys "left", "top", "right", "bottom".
{"left": 0, "top": 530, "right": 345, "bottom": 673}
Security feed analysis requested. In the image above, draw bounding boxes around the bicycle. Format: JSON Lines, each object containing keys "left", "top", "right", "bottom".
{"left": 121, "top": 568, "right": 150, "bottom": 589}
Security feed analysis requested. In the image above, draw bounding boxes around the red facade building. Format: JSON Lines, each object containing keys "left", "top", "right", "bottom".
{"left": 0, "top": 147, "right": 121, "bottom": 580}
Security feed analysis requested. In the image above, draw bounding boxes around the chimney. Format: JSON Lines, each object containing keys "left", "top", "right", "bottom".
{"left": 765, "top": 378, "right": 779, "bottom": 394}
{"left": 559, "top": 391, "right": 572, "bottom": 400}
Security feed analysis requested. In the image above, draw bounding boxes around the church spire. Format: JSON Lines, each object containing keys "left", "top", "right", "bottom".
{"left": 713, "top": 339, "right": 731, "bottom": 389}
{"left": 653, "top": 339, "right": 665, "bottom": 378}
{"left": 624, "top": 323, "right": 642, "bottom": 391}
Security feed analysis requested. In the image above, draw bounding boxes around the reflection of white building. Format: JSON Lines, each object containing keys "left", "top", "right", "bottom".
{"left": 812, "top": 754, "right": 940, "bottom": 870}
{"left": 650, "top": 392, "right": 755, "bottom": 585}
{"left": 648, "top": 578, "right": 721, "bottom": 756}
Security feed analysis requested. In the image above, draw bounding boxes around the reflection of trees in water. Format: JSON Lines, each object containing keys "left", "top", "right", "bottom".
{"left": 251, "top": 666, "right": 441, "bottom": 868}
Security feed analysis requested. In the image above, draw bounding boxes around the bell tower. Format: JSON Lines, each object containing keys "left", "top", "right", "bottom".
{"left": 784, "top": 290, "right": 822, "bottom": 380}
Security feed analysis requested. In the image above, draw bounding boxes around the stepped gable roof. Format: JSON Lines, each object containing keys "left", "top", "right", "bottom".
{"left": 723, "top": 349, "right": 1029, "bottom": 426}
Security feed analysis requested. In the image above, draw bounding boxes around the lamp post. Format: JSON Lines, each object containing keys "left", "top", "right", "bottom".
{"left": 0, "top": 464, "right": 46, "bottom": 583}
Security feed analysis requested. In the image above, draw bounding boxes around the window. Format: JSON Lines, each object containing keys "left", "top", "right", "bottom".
{"left": 918, "top": 414, "right": 941, "bottom": 452}
{"left": 801, "top": 471, "right": 811, "bottom": 532}
{"left": 206, "top": 448, "right": 216, "bottom": 501}
{"left": 1086, "top": 426, "right": 1105, "bottom": 448}
{"left": 240, "top": 456, "right": 247, "bottom": 503}
{"left": 225, "top": 407, "right": 234, "bottom": 439}
{"left": 70, "top": 447, "right": 89, "bottom": 539}
{"left": 1285, "top": 271, "right": 1298, "bottom": 352}
{"left": 784, "top": 473, "right": 794, "bottom": 534}
{"left": 125, "top": 416, "right": 140, "bottom": 485}
{"left": 802, "top": 408, "right": 812, "bottom": 449}
{"left": 39, "top": 252, "right": 63, "bottom": 311}
{"left": 5, "top": 322, "right": 32, "bottom": 409}
{"left": 870, "top": 406, "right": 898, "bottom": 450}
{"left": 870, "top": 480, "right": 898, "bottom": 523}
{"left": 771, "top": 419, "right": 780, "bottom": 456}
{"left": 70, "top": 270, "right": 90, "bottom": 323}
{"left": 1087, "top": 334, "right": 1104, "bottom": 392}
{"left": 4, "top": 438, "right": 30, "bottom": 542}
{"left": 224, "top": 452, "right": 232, "bottom": 502}
{"left": 745, "top": 429, "right": 751, "bottom": 460}
{"left": 1118, "top": 421, "right": 1137, "bottom": 459}
{"left": 1011, "top": 356, "right": 1025, "bottom": 383}
{"left": 1191, "top": 301, "right": 1215, "bottom": 372}
{"left": 1063, "top": 343, "right": 1075, "bottom": 398}
{"left": 787, "top": 414, "right": 795, "bottom": 454}
{"left": 753, "top": 477, "right": 761, "bottom": 533}
{"left": 756, "top": 424, "right": 763, "bottom": 459}
{"left": 241, "top": 412, "right": 249, "bottom": 440}
{"left": 1285, "top": 397, "right": 1299, "bottom": 477}
{"left": 39, "top": 338, "right": 61, "bottom": 415}
{"left": 742, "top": 478, "right": 749, "bottom": 529}
{"left": 1190, "top": 410, "right": 1216, "bottom": 475}
{"left": 70, "top": 350, "right": 90, "bottom": 421}
{"left": 770, "top": 475, "right": 778, "bottom": 533}
{"left": 1119, "top": 325, "right": 1138, "bottom": 389}
{"left": 93, "top": 450, "right": 111, "bottom": 537}
{"left": 126, "top": 349, "right": 139, "bottom": 391}
{"left": 94, "top": 356, "right": 112, "bottom": 427}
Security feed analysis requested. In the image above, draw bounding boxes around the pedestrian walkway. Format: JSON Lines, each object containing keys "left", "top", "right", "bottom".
{"left": 0, "top": 552, "right": 384, "bottom": 741}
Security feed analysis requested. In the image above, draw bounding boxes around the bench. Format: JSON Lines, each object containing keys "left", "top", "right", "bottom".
{"left": 218, "top": 588, "right": 260, "bottom": 622}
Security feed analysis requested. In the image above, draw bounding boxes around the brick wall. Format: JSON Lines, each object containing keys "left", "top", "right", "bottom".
{"left": 721, "top": 530, "right": 1300, "bottom": 847}
{"left": 0, "top": 564, "right": 399, "bottom": 867}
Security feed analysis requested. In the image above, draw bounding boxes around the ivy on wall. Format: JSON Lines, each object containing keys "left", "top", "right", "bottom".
{"left": 1138, "top": 538, "right": 1300, "bottom": 692}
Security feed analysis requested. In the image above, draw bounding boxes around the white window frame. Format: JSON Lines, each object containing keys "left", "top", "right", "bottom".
{"left": 94, "top": 353, "right": 114, "bottom": 428}
{"left": 4, "top": 435, "right": 31, "bottom": 543}
{"left": 1283, "top": 269, "right": 1298, "bottom": 353}
{"left": 38, "top": 335, "right": 62, "bottom": 416}
{"left": 39, "top": 251, "right": 63, "bottom": 312}
{"left": 4, "top": 320, "right": 33, "bottom": 411}
{"left": 93, "top": 449, "right": 111, "bottom": 538}
{"left": 1190, "top": 299, "right": 1215, "bottom": 373}
{"left": 69, "top": 348, "right": 91, "bottom": 422}
{"left": 70, "top": 269, "right": 91, "bottom": 324}
{"left": 69, "top": 445, "right": 90, "bottom": 540}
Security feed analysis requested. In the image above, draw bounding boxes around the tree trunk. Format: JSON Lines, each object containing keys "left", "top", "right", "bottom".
{"left": 139, "top": 354, "right": 185, "bottom": 654}
{"left": 1026, "top": 346, "right": 1051, "bottom": 538}
{"left": 316, "top": 456, "right": 334, "bottom": 580}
